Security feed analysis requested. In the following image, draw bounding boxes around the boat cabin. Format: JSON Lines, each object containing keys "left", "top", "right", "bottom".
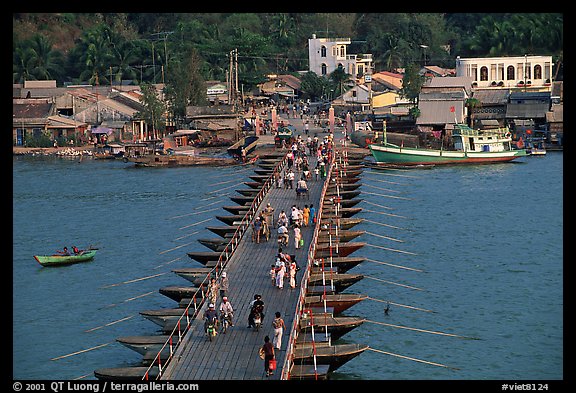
{"left": 452, "top": 125, "right": 513, "bottom": 153}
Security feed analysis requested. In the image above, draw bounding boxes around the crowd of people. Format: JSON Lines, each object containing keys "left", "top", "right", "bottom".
{"left": 200, "top": 126, "right": 335, "bottom": 378}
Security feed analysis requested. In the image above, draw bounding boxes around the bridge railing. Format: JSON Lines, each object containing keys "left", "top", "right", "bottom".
{"left": 141, "top": 153, "right": 288, "bottom": 380}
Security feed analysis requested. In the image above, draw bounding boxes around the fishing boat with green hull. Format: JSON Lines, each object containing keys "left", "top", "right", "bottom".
{"left": 369, "top": 123, "right": 527, "bottom": 166}
{"left": 34, "top": 249, "right": 97, "bottom": 267}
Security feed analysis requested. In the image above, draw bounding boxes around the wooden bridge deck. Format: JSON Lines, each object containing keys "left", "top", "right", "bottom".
{"left": 160, "top": 163, "right": 326, "bottom": 380}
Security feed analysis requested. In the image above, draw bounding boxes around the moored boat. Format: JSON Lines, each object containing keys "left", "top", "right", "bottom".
{"left": 325, "top": 190, "right": 361, "bottom": 199}
{"left": 140, "top": 308, "right": 190, "bottom": 327}
{"left": 304, "top": 293, "right": 368, "bottom": 314}
{"left": 116, "top": 335, "right": 173, "bottom": 356}
{"left": 229, "top": 195, "right": 256, "bottom": 205}
{"left": 369, "top": 123, "right": 527, "bottom": 166}
{"left": 34, "top": 249, "right": 97, "bottom": 267}
{"left": 227, "top": 135, "right": 259, "bottom": 158}
{"left": 235, "top": 189, "right": 260, "bottom": 197}
{"left": 215, "top": 215, "right": 245, "bottom": 225}
{"left": 222, "top": 205, "right": 250, "bottom": 215}
{"left": 197, "top": 238, "right": 229, "bottom": 252}
{"left": 299, "top": 316, "right": 366, "bottom": 341}
{"left": 314, "top": 242, "right": 366, "bottom": 258}
{"left": 94, "top": 366, "right": 159, "bottom": 381}
{"left": 244, "top": 181, "right": 263, "bottom": 189}
{"left": 323, "top": 198, "right": 362, "bottom": 208}
{"left": 159, "top": 286, "right": 202, "bottom": 302}
{"left": 320, "top": 217, "right": 364, "bottom": 230}
{"left": 171, "top": 267, "right": 213, "bottom": 285}
{"left": 186, "top": 251, "right": 223, "bottom": 265}
{"left": 317, "top": 230, "right": 365, "bottom": 243}
{"left": 311, "top": 256, "right": 365, "bottom": 273}
{"left": 292, "top": 343, "right": 369, "bottom": 372}
{"left": 206, "top": 226, "right": 238, "bottom": 238}
{"left": 126, "top": 154, "right": 238, "bottom": 167}
{"left": 321, "top": 207, "right": 363, "bottom": 218}
{"left": 308, "top": 272, "right": 364, "bottom": 292}
{"left": 288, "top": 364, "right": 330, "bottom": 380}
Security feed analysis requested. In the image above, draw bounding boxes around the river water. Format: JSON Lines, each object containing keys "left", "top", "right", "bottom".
{"left": 12, "top": 149, "right": 563, "bottom": 383}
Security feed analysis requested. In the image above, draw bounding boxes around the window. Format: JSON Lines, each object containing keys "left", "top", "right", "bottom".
{"left": 524, "top": 63, "right": 531, "bottom": 79}
{"left": 534, "top": 64, "right": 542, "bottom": 79}
{"left": 339, "top": 45, "right": 345, "bottom": 57}
{"left": 471, "top": 65, "right": 478, "bottom": 81}
{"left": 321, "top": 64, "right": 327, "bottom": 75}
{"left": 507, "top": 65, "right": 515, "bottom": 80}
{"left": 480, "top": 66, "right": 488, "bottom": 81}
{"left": 321, "top": 46, "right": 327, "bottom": 58}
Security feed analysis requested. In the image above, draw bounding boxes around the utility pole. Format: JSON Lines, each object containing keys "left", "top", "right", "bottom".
{"left": 228, "top": 49, "right": 234, "bottom": 106}
{"left": 235, "top": 48, "right": 239, "bottom": 110}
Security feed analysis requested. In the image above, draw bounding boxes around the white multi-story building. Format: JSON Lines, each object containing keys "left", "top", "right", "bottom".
{"left": 455, "top": 55, "right": 553, "bottom": 90}
{"left": 308, "top": 34, "right": 373, "bottom": 80}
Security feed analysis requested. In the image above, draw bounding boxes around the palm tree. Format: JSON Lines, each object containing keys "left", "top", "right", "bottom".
{"left": 329, "top": 67, "right": 352, "bottom": 98}
{"left": 75, "top": 25, "right": 114, "bottom": 85}
{"left": 26, "top": 34, "right": 64, "bottom": 81}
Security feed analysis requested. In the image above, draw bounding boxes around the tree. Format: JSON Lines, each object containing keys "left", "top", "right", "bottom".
{"left": 400, "top": 64, "right": 425, "bottom": 103}
{"left": 164, "top": 48, "right": 207, "bottom": 124}
{"left": 328, "top": 67, "right": 352, "bottom": 98}
{"left": 137, "top": 83, "right": 166, "bottom": 139}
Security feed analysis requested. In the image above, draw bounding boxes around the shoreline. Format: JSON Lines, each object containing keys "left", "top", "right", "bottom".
{"left": 13, "top": 145, "right": 96, "bottom": 156}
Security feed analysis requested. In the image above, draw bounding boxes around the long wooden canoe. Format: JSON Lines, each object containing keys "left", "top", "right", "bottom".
{"left": 140, "top": 308, "right": 190, "bottom": 327}
{"left": 314, "top": 242, "right": 366, "bottom": 258}
{"left": 206, "top": 226, "right": 238, "bottom": 238}
{"left": 289, "top": 364, "right": 330, "bottom": 380}
{"left": 304, "top": 293, "right": 368, "bottom": 314}
{"left": 323, "top": 198, "right": 362, "bottom": 208}
{"left": 243, "top": 181, "right": 263, "bottom": 189}
{"left": 321, "top": 207, "right": 363, "bottom": 218}
{"left": 317, "top": 230, "right": 365, "bottom": 243}
{"left": 311, "top": 256, "right": 365, "bottom": 273}
{"left": 171, "top": 267, "right": 212, "bottom": 285}
{"left": 95, "top": 366, "right": 159, "bottom": 381}
{"left": 159, "top": 286, "right": 202, "bottom": 302}
{"left": 34, "top": 249, "right": 97, "bottom": 267}
{"left": 197, "top": 238, "right": 229, "bottom": 252}
{"left": 222, "top": 205, "right": 250, "bottom": 215}
{"left": 186, "top": 251, "right": 223, "bottom": 265}
{"left": 229, "top": 195, "right": 256, "bottom": 205}
{"left": 235, "top": 189, "right": 260, "bottom": 197}
{"left": 308, "top": 272, "right": 364, "bottom": 292}
{"left": 254, "top": 168, "right": 273, "bottom": 175}
{"left": 292, "top": 343, "right": 369, "bottom": 372}
{"left": 327, "top": 183, "right": 361, "bottom": 191}
{"left": 320, "top": 217, "right": 364, "bottom": 230}
{"left": 299, "top": 316, "right": 366, "bottom": 341}
{"left": 215, "top": 215, "right": 244, "bottom": 225}
{"left": 116, "top": 335, "right": 173, "bottom": 356}
{"left": 325, "top": 190, "right": 361, "bottom": 199}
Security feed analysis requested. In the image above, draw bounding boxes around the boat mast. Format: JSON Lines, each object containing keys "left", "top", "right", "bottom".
{"left": 383, "top": 120, "right": 387, "bottom": 145}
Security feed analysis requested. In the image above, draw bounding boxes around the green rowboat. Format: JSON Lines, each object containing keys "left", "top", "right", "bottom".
{"left": 34, "top": 250, "right": 97, "bottom": 267}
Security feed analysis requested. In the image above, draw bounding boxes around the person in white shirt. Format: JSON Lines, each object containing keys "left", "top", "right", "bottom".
{"left": 277, "top": 224, "right": 289, "bottom": 246}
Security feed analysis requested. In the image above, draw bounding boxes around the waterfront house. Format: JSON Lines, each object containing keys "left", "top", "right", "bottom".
{"left": 455, "top": 55, "right": 553, "bottom": 91}
{"left": 308, "top": 34, "right": 373, "bottom": 80}
{"left": 13, "top": 97, "right": 89, "bottom": 146}
{"left": 416, "top": 76, "right": 473, "bottom": 132}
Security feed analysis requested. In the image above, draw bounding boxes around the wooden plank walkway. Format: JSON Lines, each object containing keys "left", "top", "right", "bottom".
{"left": 160, "top": 161, "right": 326, "bottom": 380}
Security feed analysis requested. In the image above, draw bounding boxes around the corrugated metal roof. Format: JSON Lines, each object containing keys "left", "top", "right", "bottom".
{"left": 423, "top": 76, "right": 474, "bottom": 95}
{"left": 505, "top": 102, "right": 549, "bottom": 118}
{"left": 419, "top": 90, "right": 466, "bottom": 100}
{"left": 416, "top": 100, "right": 465, "bottom": 125}
{"left": 471, "top": 89, "right": 510, "bottom": 104}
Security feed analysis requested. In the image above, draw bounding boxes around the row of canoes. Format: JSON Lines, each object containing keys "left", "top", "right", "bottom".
{"left": 288, "top": 151, "right": 372, "bottom": 380}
